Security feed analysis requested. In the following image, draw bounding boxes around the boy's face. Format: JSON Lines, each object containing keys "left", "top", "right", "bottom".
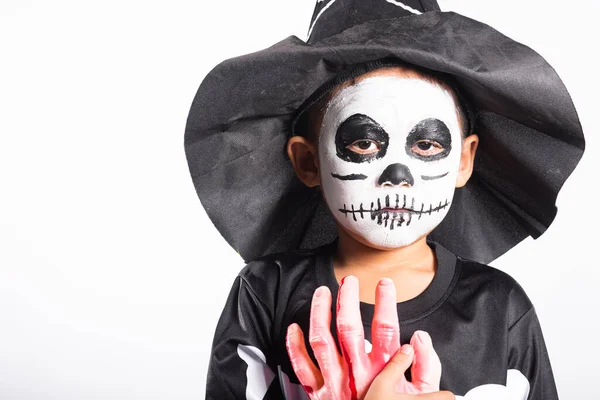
{"left": 318, "top": 72, "right": 463, "bottom": 249}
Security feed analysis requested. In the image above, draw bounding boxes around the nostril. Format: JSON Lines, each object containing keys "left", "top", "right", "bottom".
{"left": 378, "top": 163, "right": 414, "bottom": 187}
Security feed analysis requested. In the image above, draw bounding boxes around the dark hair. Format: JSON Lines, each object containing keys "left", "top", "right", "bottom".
{"left": 294, "top": 60, "right": 472, "bottom": 143}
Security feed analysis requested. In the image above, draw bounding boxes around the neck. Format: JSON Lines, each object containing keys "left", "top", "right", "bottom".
{"left": 334, "top": 228, "right": 434, "bottom": 274}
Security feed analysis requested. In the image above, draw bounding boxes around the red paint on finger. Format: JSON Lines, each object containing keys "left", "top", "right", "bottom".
{"left": 337, "top": 277, "right": 345, "bottom": 316}
{"left": 348, "top": 371, "right": 358, "bottom": 400}
{"left": 302, "top": 385, "right": 314, "bottom": 396}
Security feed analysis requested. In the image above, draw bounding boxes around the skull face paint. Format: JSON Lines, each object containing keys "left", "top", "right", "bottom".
{"left": 318, "top": 75, "right": 463, "bottom": 248}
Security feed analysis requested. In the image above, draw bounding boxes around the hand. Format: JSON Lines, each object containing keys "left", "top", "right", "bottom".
{"left": 365, "top": 347, "right": 454, "bottom": 400}
{"left": 286, "top": 276, "right": 442, "bottom": 399}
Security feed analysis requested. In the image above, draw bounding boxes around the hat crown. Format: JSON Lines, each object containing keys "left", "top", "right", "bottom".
{"left": 308, "top": 0, "right": 441, "bottom": 43}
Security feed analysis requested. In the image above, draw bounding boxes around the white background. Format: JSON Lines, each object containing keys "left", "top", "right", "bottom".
{"left": 0, "top": 0, "right": 598, "bottom": 398}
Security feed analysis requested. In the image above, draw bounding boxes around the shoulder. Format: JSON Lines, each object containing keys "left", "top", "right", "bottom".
{"left": 237, "top": 244, "right": 329, "bottom": 298}
{"left": 456, "top": 257, "right": 533, "bottom": 326}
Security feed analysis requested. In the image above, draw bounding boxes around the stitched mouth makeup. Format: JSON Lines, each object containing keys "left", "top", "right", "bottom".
{"left": 338, "top": 194, "right": 450, "bottom": 230}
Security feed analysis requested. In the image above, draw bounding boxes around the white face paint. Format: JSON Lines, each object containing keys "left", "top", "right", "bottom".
{"left": 318, "top": 75, "right": 463, "bottom": 248}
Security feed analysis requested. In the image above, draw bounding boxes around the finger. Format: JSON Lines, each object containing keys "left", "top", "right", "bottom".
{"left": 336, "top": 276, "right": 368, "bottom": 370}
{"left": 415, "top": 390, "right": 455, "bottom": 399}
{"left": 286, "top": 323, "right": 324, "bottom": 392}
{"left": 410, "top": 331, "right": 442, "bottom": 392}
{"left": 370, "top": 278, "right": 400, "bottom": 366}
{"left": 374, "top": 345, "right": 414, "bottom": 388}
{"left": 308, "top": 286, "right": 343, "bottom": 383}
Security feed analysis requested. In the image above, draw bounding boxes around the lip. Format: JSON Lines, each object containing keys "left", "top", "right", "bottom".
{"left": 381, "top": 207, "right": 409, "bottom": 213}
{"left": 371, "top": 208, "right": 414, "bottom": 229}
{"left": 337, "top": 194, "right": 450, "bottom": 230}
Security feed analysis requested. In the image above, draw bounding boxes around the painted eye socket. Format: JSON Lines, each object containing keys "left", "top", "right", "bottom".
{"left": 405, "top": 118, "right": 452, "bottom": 161}
{"left": 347, "top": 139, "right": 381, "bottom": 154}
{"left": 411, "top": 140, "right": 444, "bottom": 157}
{"left": 335, "top": 114, "right": 389, "bottom": 163}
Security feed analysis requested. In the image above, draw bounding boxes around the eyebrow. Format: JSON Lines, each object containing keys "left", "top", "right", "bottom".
{"left": 331, "top": 173, "right": 368, "bottom": 181}
{"left": 405, "top": 118, "right": 452, "bottom": 161}
{"left": 421, "top": 172, "right": 450, "bottom": 180}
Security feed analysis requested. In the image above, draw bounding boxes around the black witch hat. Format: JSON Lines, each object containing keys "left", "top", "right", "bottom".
{"left": 185, "top": 0, "right": 585, "bottom": 264}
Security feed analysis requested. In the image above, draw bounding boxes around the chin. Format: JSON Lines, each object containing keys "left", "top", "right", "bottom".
{"left": 340, "top": 222, "right": 431, "bottom": 251}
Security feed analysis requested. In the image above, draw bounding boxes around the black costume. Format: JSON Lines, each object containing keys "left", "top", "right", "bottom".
{"left": 207, "top": 241, "right": 556, "bottom": 399}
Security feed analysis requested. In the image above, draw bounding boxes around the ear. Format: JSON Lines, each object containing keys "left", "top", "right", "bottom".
{"left": 287, "top": 136, "right": 321, "bottom": 187}
{"left": 455, "top": 134, "right": 479, "bottom": 188}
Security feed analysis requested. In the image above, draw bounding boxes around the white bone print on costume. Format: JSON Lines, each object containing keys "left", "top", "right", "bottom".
{"left": 455, "top": 369, "right": 530, "bottom": 400}
{"left": 367, "top": 340, "right": 530, "bottom": 400}
{"left": 239, "top": 341, "right": 530, "bottom": 399}
{"left": 237, "top": 345, "right": 276, "bottom": 399}
{"left": 237, "top": 341, "right": 371, "bottom": 399}
{"left": 363, "top": 339, "right": 529, "bottom": 399}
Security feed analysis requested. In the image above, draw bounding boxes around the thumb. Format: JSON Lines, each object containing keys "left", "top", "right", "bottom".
{"left": 375, "top": 344, "right": 414, "bottom": 383}
{"left": 365, "top": 345, "right": 414, "bottom": 400}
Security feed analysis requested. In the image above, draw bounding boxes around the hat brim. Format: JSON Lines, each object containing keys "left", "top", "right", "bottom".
{"left": 185, "top": 11, "right": 584, "bottom": 264}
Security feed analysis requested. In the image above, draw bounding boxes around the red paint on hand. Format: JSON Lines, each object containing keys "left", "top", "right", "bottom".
{"left": 286, "top": 278, "right": 442, "bottom": 399}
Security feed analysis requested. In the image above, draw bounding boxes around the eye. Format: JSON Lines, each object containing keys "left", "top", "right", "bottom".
{"left": 405, "top": 118, "right": 452, "bottom": 161}
{"left": 335, "top": 114, "right": 389, "bottom": 163}
{"left": 411, "top": 140, "right": 444, "bottom": 157}
{"left": 347, "top": 139, "right": 381, "bottom": 154}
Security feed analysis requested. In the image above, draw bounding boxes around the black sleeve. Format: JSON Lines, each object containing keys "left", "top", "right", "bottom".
{"left": 206, "top": 273, "right": 281, "bottom": 400}
{"left": 508, "top": 308, "right": 558, "bottom": 400}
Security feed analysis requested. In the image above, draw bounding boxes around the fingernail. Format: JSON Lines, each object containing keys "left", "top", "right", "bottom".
{"left": 315, "top": 286, "right": 327, "bottom": 298}
{"left": 401, "top": 344, "right": 413, "bottom": 355}
{"left": 416, "top": 330, "right": 432, "bottom": 345}
{"left": 341, "top": 275, "right": 356, "bottom": 285}
{"left": 287, "top": 323, "right": 298, "bottom": 334}
{"left": 379, "top": 278, "right": 393, "bottom": 286}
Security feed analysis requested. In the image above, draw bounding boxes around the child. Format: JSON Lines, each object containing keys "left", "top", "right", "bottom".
{"left": 284, "top": 64, "right": 478, "bottom": 399}
{"left": 185, "top": 1, "right": 584, "bottom": 398}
